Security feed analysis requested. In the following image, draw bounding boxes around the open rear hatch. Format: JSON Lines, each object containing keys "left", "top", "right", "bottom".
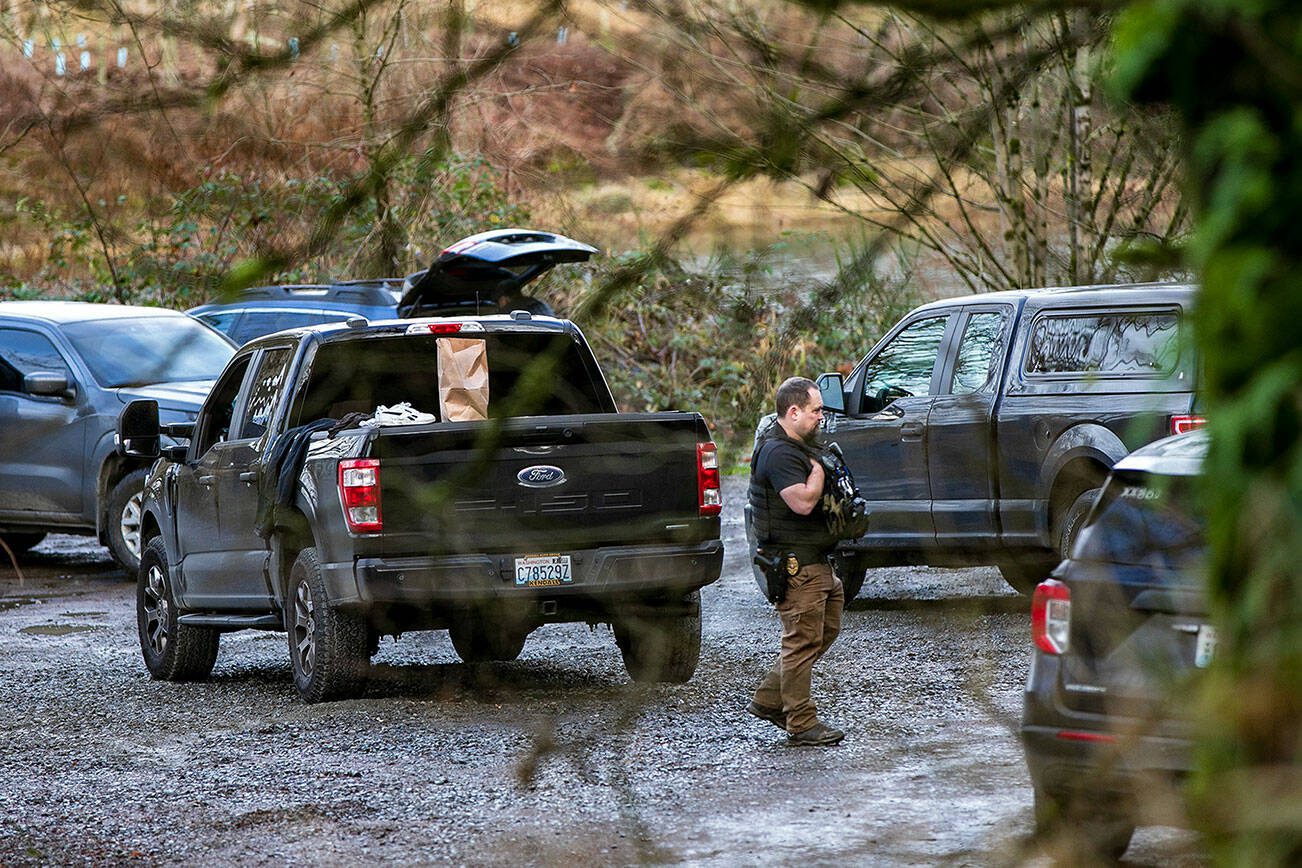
{"left": 397, "top": 229, "right": 597, "bottom": 318}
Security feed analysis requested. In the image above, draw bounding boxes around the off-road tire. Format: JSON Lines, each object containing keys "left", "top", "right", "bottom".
{"left": 286, "top": 547, "right": 369, "bottom": 703}
{"left": 137, "top": 536, "right": 220, "bottom": 681}
{"left": 613, "top": 591, "right": 702, "bottom": 683}
{"left": 1033, "top": 786, "right": 1134, "bottom": 861}
{"left": 107, "top": 469, "right": 148, "bottom": 576}
{"left": 0, "top": 532, "right": 46, "bottom": 557}
{"left": 1055, "top": 487, "right": 1102, "bottom": 561}
{"left": 997, "top": 559, "right": 1056, "bottom": 594}
{"left": 449, "top": 611, "right": 531, "bottom": 663}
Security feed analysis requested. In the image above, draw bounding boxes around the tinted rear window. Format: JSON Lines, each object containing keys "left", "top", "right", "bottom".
{"left": 1026, "top": 310, "right": 1180, "bottom": 376}
{"left": 294, "top": 331, "right": 611, "bottom": 425}
{"left": 229, "top": 310, "right": 343, "bottom": 344}
{"left": 1075, "top": 470, "right": 1204, "bottom": 574}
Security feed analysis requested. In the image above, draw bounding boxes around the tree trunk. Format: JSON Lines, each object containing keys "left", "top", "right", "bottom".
{"left": 989, "top": 29, "right": 1029, "bottom": 289}
{"left": 1063, "top": 11, "right": 1093, "bottom": 285}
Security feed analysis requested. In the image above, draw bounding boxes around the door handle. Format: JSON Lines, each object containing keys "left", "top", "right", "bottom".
{"left": 239, "top": 471, "right": 257, "bottom": 484}
{"left": 197, "top": 475, "right": 216, "bottom": 486}
{"left": 900, "top": 422, "right": 925, "bottom": 441}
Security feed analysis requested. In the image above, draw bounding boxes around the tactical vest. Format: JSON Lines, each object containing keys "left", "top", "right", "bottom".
{"left": 748, "top": 430, "right": 836, "bottom": 555}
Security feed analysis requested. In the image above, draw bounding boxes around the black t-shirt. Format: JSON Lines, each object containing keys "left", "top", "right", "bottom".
{"left": 749, "top": 430, "right": 835, "bottom": 552}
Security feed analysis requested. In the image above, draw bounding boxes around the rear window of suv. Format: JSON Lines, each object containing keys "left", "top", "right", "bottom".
{"left": 1075, "top": 470, "right": 1204, "bottom": 574}
{"left": 1025, "top": 309, "right": 1180, "bottom": 376}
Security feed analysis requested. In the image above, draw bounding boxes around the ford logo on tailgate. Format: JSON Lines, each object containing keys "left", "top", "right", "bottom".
{"left": 516, "top": 465, "right": 567, "bottom": 488}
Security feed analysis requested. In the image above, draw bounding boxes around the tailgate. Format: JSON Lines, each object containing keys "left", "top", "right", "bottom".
{"left": 370, "top": 412, "right": 714, "bottom": 555}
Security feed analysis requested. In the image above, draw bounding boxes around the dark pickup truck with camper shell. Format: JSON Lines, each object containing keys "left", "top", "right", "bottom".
{"left": 118, "top": 230, "right": 724, "bottom": 702}
{"left": 749, "top": 282, "right": 1201, "bottom": 597}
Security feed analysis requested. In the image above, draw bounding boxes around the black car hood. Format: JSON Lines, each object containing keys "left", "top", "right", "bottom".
{"left": 397, "top": 228, "right": 597, "bottom": 318}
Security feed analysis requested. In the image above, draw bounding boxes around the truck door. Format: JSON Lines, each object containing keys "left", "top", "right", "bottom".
{"left": 831, "top": 313, "right": 953, "bottom": 549}
{"left": 173, "top": 353, "right": 253, "bottom": 609}
{"left": 0, "top": 326, "right": 88, "bottom": 518}
{"left": 216, "top": 344, "right": 296, "bottom": 609}
{"left": 927, "top": 306, "right": 1013, "bottom": 545}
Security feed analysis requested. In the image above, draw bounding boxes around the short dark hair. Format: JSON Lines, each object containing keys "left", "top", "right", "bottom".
{"left": 776, "top": 376, "right": 818, "bottom": 416}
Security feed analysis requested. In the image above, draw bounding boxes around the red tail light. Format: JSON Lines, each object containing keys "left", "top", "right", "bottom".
{"left": 339, "top": 458, "right": 382, "bottom": 533}
{"left": 1031, "top": 579, "right": 1071, "bottom": 655}
{"left": 1056, "top": 730, "right": 1117, "bottom": 743}
{"left": 1170, "top": 414, "right": 1206, "bottom": 435}
{"left": 697, "top": 442, "right": 722, "bottom": 517}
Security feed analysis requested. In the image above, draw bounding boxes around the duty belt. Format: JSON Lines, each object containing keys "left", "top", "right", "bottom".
{"left": 756, "top": 544, "right": 829, "bottom": 567}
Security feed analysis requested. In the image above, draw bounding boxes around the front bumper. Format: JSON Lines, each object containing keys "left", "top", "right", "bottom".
{"left": 321, "top": 539, "right": 724, "bottom": 607}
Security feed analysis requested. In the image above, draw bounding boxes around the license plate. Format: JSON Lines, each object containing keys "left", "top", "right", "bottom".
{"left": 1195, "top": 624, "right": 1218, "bottom": 668}
{"left": 514, "top": 554, "right": 573, "bottom": 588}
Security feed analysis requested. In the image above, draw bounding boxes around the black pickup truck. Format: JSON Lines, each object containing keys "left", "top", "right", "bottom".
{"left": 749, "top": 282, "right": 1201, "bottom": 597}
{"left": 119, "top": 237, "right": 723, "bottom": 703}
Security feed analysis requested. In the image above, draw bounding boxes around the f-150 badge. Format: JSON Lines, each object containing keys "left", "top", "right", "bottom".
{"left": 516, "top": 465, "right": 567, "bottom": 488}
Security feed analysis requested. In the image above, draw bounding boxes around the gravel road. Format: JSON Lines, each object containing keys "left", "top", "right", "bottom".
{"left": 0, "top": 476, "right": 1204, "bottom": 866}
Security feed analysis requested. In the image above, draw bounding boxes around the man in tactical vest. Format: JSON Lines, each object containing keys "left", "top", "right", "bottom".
{"left": 747, "top": 376, "right": 846, "bottom": 746}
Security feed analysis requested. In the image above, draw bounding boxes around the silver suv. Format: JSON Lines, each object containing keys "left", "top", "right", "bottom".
{"left": 0, "top": 301, "right": 234, "bottom": 572}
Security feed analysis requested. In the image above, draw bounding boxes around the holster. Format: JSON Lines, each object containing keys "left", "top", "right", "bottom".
{"left": 754, "top": 548, "right": 800, "bottom": 605}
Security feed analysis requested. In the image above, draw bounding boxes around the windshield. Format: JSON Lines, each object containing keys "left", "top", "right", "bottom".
{"left": 1075, "top": 470, "right": 1205, "bottom": 574}
{"left": 62, "top": 316, "right": 235, "bottom": 388}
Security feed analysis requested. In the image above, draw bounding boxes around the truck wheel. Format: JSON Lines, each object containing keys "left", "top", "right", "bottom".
{"left": 997, "top": 559, "right": 1055, "bottom": 594}
{"left": 613, "top": 591, "right": 702, "bottom": 683}
{"left": 449, "top": 609, "right": 530, "bottom": 663}
{"left": 1055, "top": 487, "right": 1102, "bottom": 560}
{"left": 107, "top": 469, "right": 148, "bottom": 576}
{"left": 0, "top": 532, "right": 46, "bottom": 557}
{"left": 832, "top": 553, "right": 867, "bottom": 602}
{"left": 286, "top": 547, "right": 369, "bottom": 703}
{"left": 137, "top": 536, "right": 219, "bottom": 681}
{"left": 1033, "top": 786, "right": 1134, "bottom": 861}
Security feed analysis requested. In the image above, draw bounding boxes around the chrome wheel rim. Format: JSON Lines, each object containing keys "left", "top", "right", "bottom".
{"left": 142, "top": 564, "right": 170, "bottom": 655}
{"left": 292, "top": 580, "right": 316, "bottom": 678}
{"left": 120, "top": 492, "right": 143, "bottom": 560}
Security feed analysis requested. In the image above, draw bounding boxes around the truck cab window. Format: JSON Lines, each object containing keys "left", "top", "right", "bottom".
{"left": 295, "top": 332, "right": 609, "bottom": 426}
{"left": 193, "top": 355, "right": 252, "bottom": 456}
{"left": 861, "top": 315, "right": 948, "bottom": 412}
{"left": 950, "top": 311, "right": 1009, "bottom": 395}
{"left": 238, "top": 348, "right": 294, "bottom": 441}
{"left": 1026, "top": 311, "right": 1181, "bottom": 375}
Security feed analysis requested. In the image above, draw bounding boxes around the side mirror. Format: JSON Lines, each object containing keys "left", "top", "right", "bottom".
{"left": 118, "top": 399, "right": 160, "bottom": 459}
{"left": 162, "top": 444, "right": 190, "bottom": 462}
{"left": 163, "top": 421, "right": 195, "bottom": 439}
{"left": 24, "top": 371, "right": 74, "bottom": 400}
{"left": 816, "top": 372, "right": 846, "bottom": 414}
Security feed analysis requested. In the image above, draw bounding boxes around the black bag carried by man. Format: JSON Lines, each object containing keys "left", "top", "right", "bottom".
{"left": 815, "top": 442, "right": 871, "bottom": 540}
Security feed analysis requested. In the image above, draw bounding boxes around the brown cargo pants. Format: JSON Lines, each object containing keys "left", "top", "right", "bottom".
{"left": 752, "top": 561, "right": 844, "bottom": 734}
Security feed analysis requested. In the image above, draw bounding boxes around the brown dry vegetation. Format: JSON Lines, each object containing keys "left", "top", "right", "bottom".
{"left": 0, "top": 1, "right": 1184, "bottom": 300}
